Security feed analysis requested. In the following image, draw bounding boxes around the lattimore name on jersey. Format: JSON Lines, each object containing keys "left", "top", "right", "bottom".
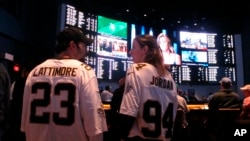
{"left": 32, "top": 67, "right": 77, "bottom": 77}
{"left": 150, "top": 76, "right": 174, "bottom": 90}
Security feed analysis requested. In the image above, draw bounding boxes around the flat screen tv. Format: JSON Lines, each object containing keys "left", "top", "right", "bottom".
{"left": 179, "top": 31, "right": 208, "bottom": 50}
{"left": 97, "top": 15, "right": 127, "bottom": 38}
{"left": 97, "top": 15, "right": 128, "bottom": 59}
{"left": 181, "top": 50, "right": 208, "bottom": 65}
{"left": 177, "top": 30, "right": 236, "bottom": 84}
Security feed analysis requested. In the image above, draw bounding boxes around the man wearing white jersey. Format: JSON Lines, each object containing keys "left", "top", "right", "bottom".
{"left": 21, "top": 27, "right": 108, "bottom": 141}
{"left": 118, "top": 34, "right": 178, "bottom": 141}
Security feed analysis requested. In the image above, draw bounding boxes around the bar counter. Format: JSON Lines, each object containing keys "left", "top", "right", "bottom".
{"left": 103, "top": 103, "right": 209, "bottom": 110}
{"left": 103, "top": 102, "right": 250, "bottom": 141}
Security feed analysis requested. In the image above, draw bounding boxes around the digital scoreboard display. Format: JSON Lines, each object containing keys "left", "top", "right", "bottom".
{"left": 177, "top": 32, "right": 236, "bottom": 84}
{"left": 59, "top": 3, "right": 237, "bottom": 84}
{"left": 60, "top": 4, "right": 128, "bottom": 82}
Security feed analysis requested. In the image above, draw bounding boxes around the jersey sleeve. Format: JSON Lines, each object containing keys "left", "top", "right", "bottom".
{"left": 119, "top": 64, "right": 141, "bottom": 117}
{"left": 79, "top": 70, "right": 108, "bottom": 137}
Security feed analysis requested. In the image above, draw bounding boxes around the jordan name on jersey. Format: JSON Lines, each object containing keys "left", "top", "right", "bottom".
{"left": 150, "top": 76, "right": 173, "bottom": 90}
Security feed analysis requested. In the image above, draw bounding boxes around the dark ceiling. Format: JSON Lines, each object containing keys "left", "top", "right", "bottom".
{"left": 74, "top": 0, "right": 249, "bottom": 33}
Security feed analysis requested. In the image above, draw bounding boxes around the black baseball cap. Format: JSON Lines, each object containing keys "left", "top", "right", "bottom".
{"left": 57, "top": 27, "right": 93, "bottom": 46}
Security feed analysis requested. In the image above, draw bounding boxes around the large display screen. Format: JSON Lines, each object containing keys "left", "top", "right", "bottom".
{"left": 180, "top": 31, "right": 209, "bottom": 50}
{"left": 59, "top": 4, "right": 129, "bottom": 82}
{"left": 128, "top": 23, "right": 236, "bottom": 84}
{"left": 97, "top": 16, "right": 128, "bottom": 59}
{"left": 181, "top": 50, "right": 208, "bottom": 65}
{"left": 174, "top": 31, "right": 236, "bottom": 84}
{"left": 59, "top": 3, "right": 237, "bottom": 84}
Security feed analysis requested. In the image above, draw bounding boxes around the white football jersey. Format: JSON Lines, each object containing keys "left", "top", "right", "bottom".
{"left": 21, "top": 59, "right": 108, "bottom": 141}
{"left": 120, "top": 63, "right": 178, "bottom": 141}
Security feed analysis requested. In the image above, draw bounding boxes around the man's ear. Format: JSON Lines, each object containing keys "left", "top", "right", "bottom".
{"left": 69, "top": 41, "right": 76, "bottom": 49}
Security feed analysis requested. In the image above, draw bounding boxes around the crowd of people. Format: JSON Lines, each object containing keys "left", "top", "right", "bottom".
{"left": 0, "top": 26, "right": 250, "bottom": 141}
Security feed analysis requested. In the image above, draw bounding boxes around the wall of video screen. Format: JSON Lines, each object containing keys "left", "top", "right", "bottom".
{"left": 58, "top": 3, "right": 237, "bottom": 84}
{"left": 58, "top": 4, "right": 130, "bottom": 82}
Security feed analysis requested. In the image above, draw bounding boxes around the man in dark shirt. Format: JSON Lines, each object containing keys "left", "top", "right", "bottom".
{"left": 109, "top": 76, "right": 125, "bottom": 141}
{"left": 207, "top": 77, "right": 242, "bottom": 141}
{"left": 208, "top": 77, "right": 242, "bottom": 110}
{"left": 110, "top": 77, "right": 125, "bottom": 114}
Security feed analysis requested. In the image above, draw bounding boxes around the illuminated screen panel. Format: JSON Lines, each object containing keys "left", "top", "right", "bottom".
{"left": 62, "top": 4, "right": 97, "bottom": 34}
{"left": 96, "top": 56, "right": 129, "bottom": 81}
{"left": 97, "top": 35, "right": 128, "bottom": 59}
{"left": 59, "top": 3, "right": 131, "bottom": 82}
{"left": 64, "top": 5, "right": 97, "bottom": 33}
{"left": 156, "top": 32, "right": 181, "bottom": 65}
{"left": 97, "top": 16, "right": 128, "bottom": 59}
{"left": 97, "top": 16, "right": 127, "bottom": 38}
{"left": 181, "top": 65, "right": 208, "bottom": 84}
{"left": 170, "top": 66, "right": 182, "bottom": 84}
{"left": 60, "top": 4, "right": 97, "bottom": 54}
{"left": 181, "top": 50, "right": 208, "bottom": 65}
{"left": 59, "top": 4, "right": 98, "bottom": 66}
{"left": 177, "top": 31, "right": 236, "bottom": 84}
{"left": 59, "top": 4, "right": 237, "bottom": 84}
{"left": 180, "top": 31, "right": 208, "bottom": 50}
{"left": 207, "top": 66, "right": 236, "bottom": 82}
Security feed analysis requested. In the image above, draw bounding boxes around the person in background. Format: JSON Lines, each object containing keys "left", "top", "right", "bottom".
{"left": 110, "top": 76, "right": 125, "bottom": 118}
{"left": 157, "top": 33, "right": 181, "bottom": 65}
{"left": 7, "top": 63, "right": 34, "bottom": 141}
{"left": 101, "top": 85, "right": 113, "bottom": 103}
{"left": 21, "top": 27, "right": 107, "bottom": 141}
{"left": 172, "top": 87, "right": 190, "bottom": 141}
{"left": 239, "top": 84, "right": 250, "bottom": 119}
{"left": 0, "top": 59, "right": 11, "bottom": 141}
{"left": 208, "top": 77, "right": 242, "bottom": 110}
{"left": 207, "top": 77, "right": 242, "bottom": 141}
{"left": 109, "top": 76, "right": 126, "bottom": 141}
{"left": 177, "top": 88, "right": 189, "bottom": 127}
{"left": 188, "top": 93, "right": 198, "bottom": 102}
{"left": 182, "top": 91, "right": 190, "bottom": 102}
{"left": 118, "top": 34, "right": 178, "bottom": 141}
